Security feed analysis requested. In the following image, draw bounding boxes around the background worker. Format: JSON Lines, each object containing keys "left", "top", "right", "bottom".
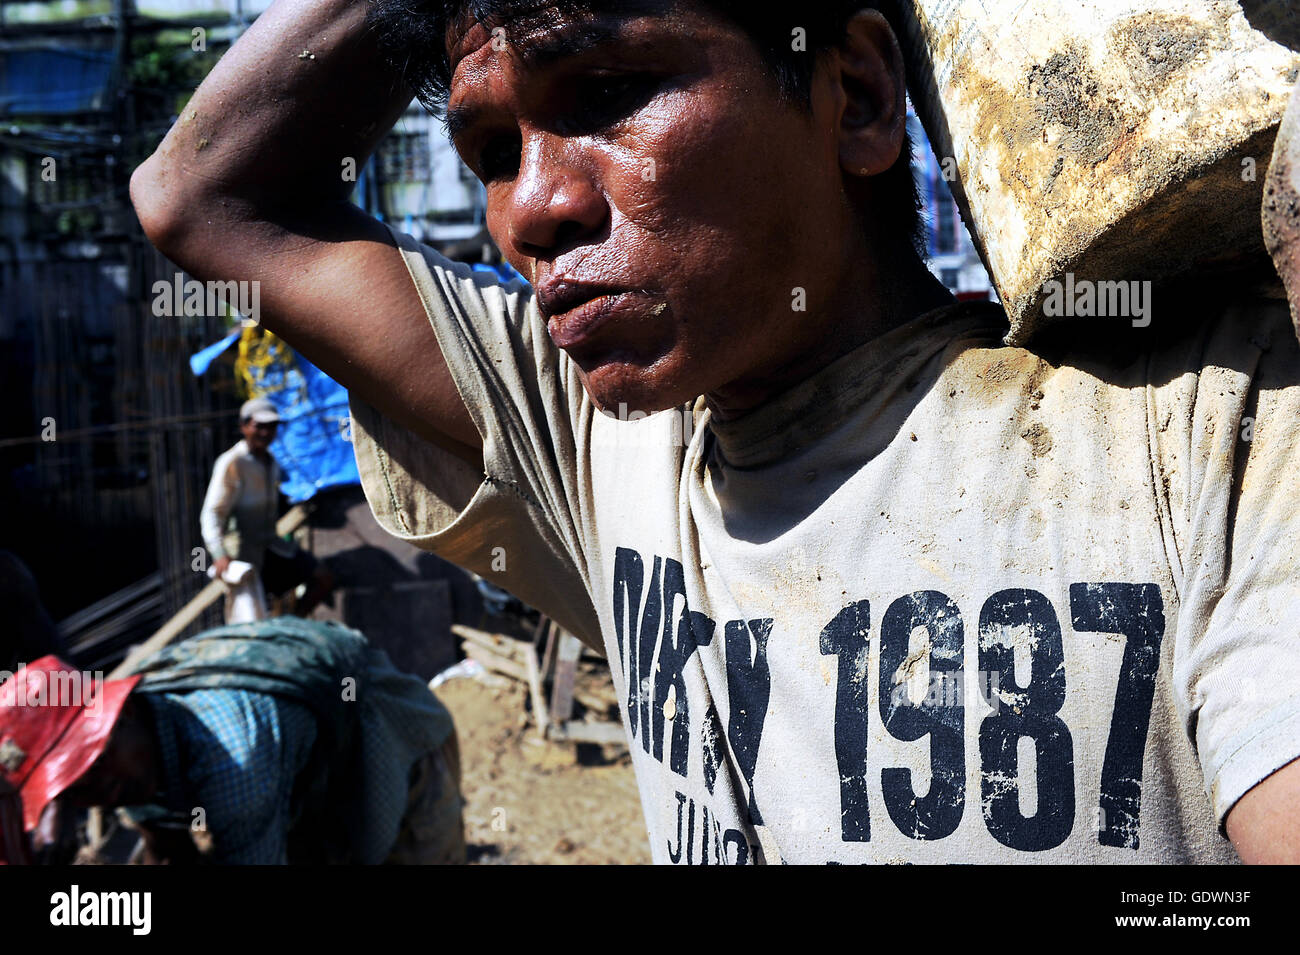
{"left": 201, "top": 397, "right": 334, "bottom": 620}
{"left": 0, "top": 618, "right": 465, "bottom": 865}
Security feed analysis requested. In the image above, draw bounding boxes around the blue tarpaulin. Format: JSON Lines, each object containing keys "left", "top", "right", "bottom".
{"left": 189, "top": 329, "right": 242, "bottom": 377}
{"left": 188, "top": 261, "right": 524, "bottom": 503}
{"left": 0, "top": 48, "right": 114, "bottom": 116}
{"left": 471, "top": 261, "right": 528, "bottom": 285}
{"left": 190, "top": 333, "right": 359, "bottom": 503}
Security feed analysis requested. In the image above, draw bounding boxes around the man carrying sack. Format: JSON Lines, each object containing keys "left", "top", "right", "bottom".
{"left": 130, "top": 0, "right": 1300, "bottom": 863}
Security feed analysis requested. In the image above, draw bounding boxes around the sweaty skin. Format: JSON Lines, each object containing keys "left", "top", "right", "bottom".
{"left": 442, "top": 8, "right": 948, "bottom": 420}
{"left": 130, "top": 0, "right": 946, "bottom": 461}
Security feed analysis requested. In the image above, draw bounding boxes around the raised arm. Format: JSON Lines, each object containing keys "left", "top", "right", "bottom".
{"left": 130, "top": 0, "right": 482, "bottom": 467}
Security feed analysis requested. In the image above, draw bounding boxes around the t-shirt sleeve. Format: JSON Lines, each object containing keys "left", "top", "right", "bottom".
{"left": 1151, "top": 297, "right": 1300, "bottom": 827}
{"left": 348, "top": 225, "right": 600, "bottom": 647}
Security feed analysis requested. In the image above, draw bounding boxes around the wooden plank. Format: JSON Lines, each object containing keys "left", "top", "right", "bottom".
{"left": 452, "top": 624, "right": 529, "bottom": 661}
{"left": 549, "top": 629, "right": 583, "bottom": 724}
{"left": 522, "top": 642, "right": 550, "bottom": 735}
{"left": 461, "top": 642, "right": 529, "bottom": 683}
{"left": 538, "top": 618, "right": 558, "bottom": 682}
{"left": 551, "top": 721, "right": 628, "bottom": 746}
{"left": 573, "top": 685, "right": 619, "bottom": 715}
{"left": 86, "top": 807, "right": 104, "bottom": 852}
{"left": 109, "top": 579, "right": 225, "bottom": 679}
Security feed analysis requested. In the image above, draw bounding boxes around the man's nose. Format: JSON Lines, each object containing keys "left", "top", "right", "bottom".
{"left": 504, "top": 135, "right": 606, "bottom": 258}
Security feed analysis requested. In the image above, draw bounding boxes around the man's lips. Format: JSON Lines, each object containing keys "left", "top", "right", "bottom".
{"left": 537, "top": 282, "right": 662, "bottom": 350}
{"left": 535, "top": 279, "right": 617, "bottom": 318}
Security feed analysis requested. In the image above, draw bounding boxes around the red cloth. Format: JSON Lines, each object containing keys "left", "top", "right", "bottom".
{"left": 0, "top": 657, "right": 140, "bottom": 830}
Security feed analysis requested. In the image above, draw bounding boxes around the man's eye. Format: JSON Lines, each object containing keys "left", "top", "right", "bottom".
{"left": 569, "top": 74, "right": 659, "bottom": 130}
{"left": 479, "top": 136, "right": 521, "bottom": 181}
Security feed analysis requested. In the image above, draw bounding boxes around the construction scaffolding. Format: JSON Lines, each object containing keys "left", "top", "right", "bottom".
{"left": 1, "top": 0, "right": 248, "bottom": 633}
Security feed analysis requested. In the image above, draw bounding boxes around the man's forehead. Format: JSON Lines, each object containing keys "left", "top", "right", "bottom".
{"left": 446, "top": 0, "right": 676, "bottom": 78}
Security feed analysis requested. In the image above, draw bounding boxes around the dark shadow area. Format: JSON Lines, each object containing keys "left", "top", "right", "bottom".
{"left": 1239, "top": 0, "right": 1300, "bottom": 52}
{"left": 466, "top": 842, "right": 503, "bottom": 863}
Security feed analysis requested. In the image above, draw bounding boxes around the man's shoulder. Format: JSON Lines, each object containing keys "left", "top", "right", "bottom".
{"left": 213, "top": 440, "right": 252, "bottom": 469}
{"left": 155, "top": 687, "right": 316, "bottom": 747}
{"left": 1040, "top": 292, "right": 1288, "bottom": 364}
{"left": 938, "top": 295, "right": 1297, "bottom": 403}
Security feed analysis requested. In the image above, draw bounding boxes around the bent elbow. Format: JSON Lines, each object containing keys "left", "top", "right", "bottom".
{"left": 130, "top": 157, "right": 188, "bottom": 258}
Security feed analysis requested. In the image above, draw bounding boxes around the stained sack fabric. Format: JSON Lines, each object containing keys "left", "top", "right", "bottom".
{"left": 125, "top": 618, "right": 454, "bottom": 863}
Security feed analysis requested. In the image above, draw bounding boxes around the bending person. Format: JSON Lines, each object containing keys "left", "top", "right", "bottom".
{"left": 0, "top": 618, "right": 465, "bottom": 864}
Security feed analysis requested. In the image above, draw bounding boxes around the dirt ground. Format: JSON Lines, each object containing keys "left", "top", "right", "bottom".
{"left": 435, "top": 672, "right": 652, "bottom": 865}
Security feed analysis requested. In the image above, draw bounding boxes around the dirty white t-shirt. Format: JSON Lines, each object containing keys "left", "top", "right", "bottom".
{"left": 350, "top": 227, "right": 1300, "bottom": 864}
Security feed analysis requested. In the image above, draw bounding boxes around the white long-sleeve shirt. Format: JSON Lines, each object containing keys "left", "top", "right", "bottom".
{"left": 200, "top": 440, "right": 288, "bottom": 566}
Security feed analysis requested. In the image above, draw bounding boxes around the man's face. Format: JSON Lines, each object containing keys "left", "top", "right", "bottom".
{"left": 58, "top": 699, "right": 158, "bottom": 809}
{"left": 240, "top": 417, "right": 277, "bottom": 452}
{"left": 447, "top": 3, "right": 862, "bottom": 416}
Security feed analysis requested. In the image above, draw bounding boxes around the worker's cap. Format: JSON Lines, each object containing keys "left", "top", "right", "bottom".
{"left": 0, "top": 657, "right": 140, "bottom": 831}
{"left": 239, "top": 397, "right": 281, "bottom": 425}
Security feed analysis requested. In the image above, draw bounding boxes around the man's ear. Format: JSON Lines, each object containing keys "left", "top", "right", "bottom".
{"left": 834, "top": 10, "right": 907, "bottom": 178}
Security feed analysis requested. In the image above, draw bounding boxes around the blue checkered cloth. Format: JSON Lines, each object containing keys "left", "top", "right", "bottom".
{"left": 144, "top": 689, "right": 318, "bottom": 864}
{"left": 125, "top": 619, "right": 456, "bottom": 863}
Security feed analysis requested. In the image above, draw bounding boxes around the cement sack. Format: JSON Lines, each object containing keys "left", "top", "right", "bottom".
{"left": 895, "top": 0, "right": 1300, "bottom": 341}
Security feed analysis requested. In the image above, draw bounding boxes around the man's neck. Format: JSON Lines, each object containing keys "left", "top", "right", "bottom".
{"left": 242, "top": 441, "right": 272, "bottom": 465}
{"left": 706, "top": 250, "right": 956, "bottom": 422}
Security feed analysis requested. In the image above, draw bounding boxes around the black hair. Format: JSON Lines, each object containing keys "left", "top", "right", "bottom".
{"left": 367, "top": 0, "right": 923, "bottom": 251}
